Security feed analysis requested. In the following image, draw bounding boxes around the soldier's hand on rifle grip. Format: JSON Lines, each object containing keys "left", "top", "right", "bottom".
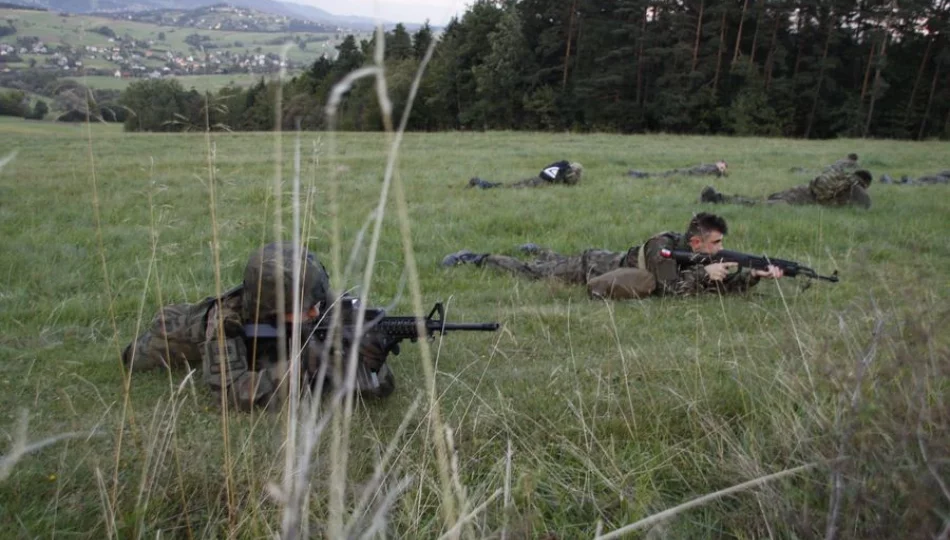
{"left": 352, "top": 331, "right": 396, "bottom": 372}
{"left": 751, "top": 265, "right": 784, "bottom": 279}
{"left": 704, "top": 262, "right": 738, "bottom": 281}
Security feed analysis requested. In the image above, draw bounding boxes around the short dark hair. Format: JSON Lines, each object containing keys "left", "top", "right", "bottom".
{"left": 847, "top": 153, "right": 859, "bottom": 161}
{"left": 686, "top": 212, "right": 728, "bottom": 240}
{"left": 854, "top": 169, "right": 872, "bottom": 188}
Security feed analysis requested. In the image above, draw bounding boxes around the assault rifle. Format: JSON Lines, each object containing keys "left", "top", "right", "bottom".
{"left": 659, "top": 248, "right": 839, "bottom": 282}
{"left": 242, "top": 298, "right": 499, "bottom": 397}
{"left": 243, "top": 297, "right": 501, "bottom": 353}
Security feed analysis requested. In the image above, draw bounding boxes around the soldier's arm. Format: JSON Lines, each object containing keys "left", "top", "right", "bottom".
{"left": 642, "top": 237, "right": 711, "bottom": 296}
{"left": 719, "top": 268, "right": 761, "bottom": 293}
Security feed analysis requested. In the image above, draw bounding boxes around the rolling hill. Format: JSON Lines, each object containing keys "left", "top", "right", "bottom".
{"left": 2, "top": 0, "right": 394, "bottom": 29}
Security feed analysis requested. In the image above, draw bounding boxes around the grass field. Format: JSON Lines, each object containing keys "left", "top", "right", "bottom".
{"left": 65, "top": 72, "right": 284, "bottom": 92}
{"left": 0, "top": 115, "right": 948, "bottom": 538}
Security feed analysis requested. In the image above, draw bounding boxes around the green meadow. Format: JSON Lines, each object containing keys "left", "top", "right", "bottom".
{"left": 0, "top": 116, "right": 947, "bottom": 538}
{"left": 64, "top": 72, "right": 280, "bottom": 92}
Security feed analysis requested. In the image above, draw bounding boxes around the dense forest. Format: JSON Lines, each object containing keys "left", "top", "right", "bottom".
{"left": 115, "top": 0, "right": 949, "bottom": 139}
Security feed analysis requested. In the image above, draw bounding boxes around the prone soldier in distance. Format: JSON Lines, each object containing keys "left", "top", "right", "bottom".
{"left": 467, "top": 160, "right": 583, "bottom": 189}
{"left": 700, "top": 169, "right": 873, "bottom": 209}
{"left": 628, "top": 160, "right": 728, "bottom": 179}
{"left": 879, "top": 170, "right": 949, "bottom": 185}
{"left": 789, "top": 153, "right": 859, "bottom": 175}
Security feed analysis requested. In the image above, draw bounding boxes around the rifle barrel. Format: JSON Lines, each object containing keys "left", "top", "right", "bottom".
{"left": 433, "top": 322, "right": 501, "bottom": 331}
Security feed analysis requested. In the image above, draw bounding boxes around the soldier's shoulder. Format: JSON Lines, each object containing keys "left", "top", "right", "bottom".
{"left": 644, "top": 231, "right": 681, "bottom": 247}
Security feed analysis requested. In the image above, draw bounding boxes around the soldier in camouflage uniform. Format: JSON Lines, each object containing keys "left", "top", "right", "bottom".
{"left": 879, "top": 170, "right": 949, "bottom": 185}
{"left": 122, "top": 242, "right": 395, "bottom": 410}
{"left": 467, "top": 160, "right": 583, "bottom": 189}
{"left": 826, "top": 153, "right": 859, "bottom": 172}
{"left": 700, "top": 169, "right": 873, "bottom": 209}
{"left": 789, "top": 153, "right": 859, "bottom": 175}
{"left": 628, "top": 160, "right": 728, "bottom": 179}
{"left": 917, "top": 171, "right": 950, "bottom": 184}
{"left": 441, "top": 213, "right": 783, "bottom": 298}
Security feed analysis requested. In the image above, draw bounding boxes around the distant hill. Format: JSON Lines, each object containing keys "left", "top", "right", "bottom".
{"left": 109, "top": 4, "right": 337, "bottom": 33}
{"left": 0, "top": 1, "right": 45, "bottom": 9}
{"left": 279, "top": 2, "right": 398, "bottom": 30}
{"left": 0, "top": 0, "right": 408, "bottom": 30}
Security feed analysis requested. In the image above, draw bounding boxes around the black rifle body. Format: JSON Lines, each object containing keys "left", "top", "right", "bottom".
{"left": 660, "top": 248, "right": 839, "bottom": 282}
{"left": 244, "top": 300, "right": 500, "bottom": 352}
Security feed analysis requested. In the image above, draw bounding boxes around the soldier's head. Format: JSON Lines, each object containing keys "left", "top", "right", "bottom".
{"left": 847, "top": 153, "right": 859, "bottom": 162}
{"left": 715, "top": 160, "right": 728, "bottom": 176}
{"left": 853, "top": 169, "right": 872, "bottom": 189}
{"left": 565, "top": 162, "right": 584, "bottom": 184}
{"left": 686, "top": 212, "right": 728, "bottom": 255}
{"left": 242, "top": 242, "right": 330, "bottom": 324}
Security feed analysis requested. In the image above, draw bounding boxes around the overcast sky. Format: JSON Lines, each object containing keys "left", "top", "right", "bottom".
{"left": 294, "top": 0, "right": 468, "bottom": 26}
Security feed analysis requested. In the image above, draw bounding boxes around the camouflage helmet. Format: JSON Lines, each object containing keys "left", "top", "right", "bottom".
{"left": 242, "top": 242, "right": 330, "bottom": 321}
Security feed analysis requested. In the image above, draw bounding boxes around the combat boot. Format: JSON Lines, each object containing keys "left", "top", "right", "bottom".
{"left": 441, "top": 250, "right": 486, "bottom": 267}
{"left": 468, "top": 177, "right": 501, "bottom": 189}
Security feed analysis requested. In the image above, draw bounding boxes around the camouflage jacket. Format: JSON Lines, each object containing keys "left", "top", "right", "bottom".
{"left": 809, "top": 170, "right": 861, "bottom": 204}
{"left": 624, "top": 232, "right": 760, "bottom": 296}
{"left": 825, "top": 158, "right": 858, "bottom": 173}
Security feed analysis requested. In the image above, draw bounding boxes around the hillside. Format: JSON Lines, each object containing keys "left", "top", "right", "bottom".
{"left": 2, "top": 0, "right": 391, "bottom": 29}
{"left": 0, "top": 5, "right": 375, "bottom": 109}
{"left": 103, "top": 4, "right": 336, "bottom": 33}
{"left": 0, "top": 6, "right": 364, "bottom": 76}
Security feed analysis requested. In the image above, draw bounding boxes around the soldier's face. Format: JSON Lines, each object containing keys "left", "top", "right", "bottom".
{"left": 692, "top": 231, "right": 724, "bottom": 255}
{"left": 283, "top": 305, "right": 319, "bottom": 323}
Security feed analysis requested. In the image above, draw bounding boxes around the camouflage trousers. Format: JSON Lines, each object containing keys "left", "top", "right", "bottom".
{"left": 509, "top": 176, "right": 550, "bottom": 188}
{"left": 630, "top": 164, "right": 721, "bottom": 178}
{"left": 469, "top": 177, "right": 549, "bottom": 189}
{"left": 479, "top": 248, "right": 627, "bottom": 284}
{"left": 720, "top": 185, "right": 817, "bottom": 206}
{"left": 722, "top": 183, "right": 870, "bottom": 208}
{"left": 916, "top": 173, "right": 950, "bottom": 185}
{"left": 767, "top": 185, "right": 818, "bottom": 204}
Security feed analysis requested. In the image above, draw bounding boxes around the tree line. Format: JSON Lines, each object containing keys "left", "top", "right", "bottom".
{"left": 116, "top": 0, "right": 949, "bottom": 139}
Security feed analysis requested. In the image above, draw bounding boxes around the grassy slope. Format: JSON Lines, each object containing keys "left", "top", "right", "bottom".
{"left": 0, "top": 118, "right": 947, "bottom": 537}
{"left": 64, "top": 72, "right": 279, "bottom": 91}
{"left": 1, "top": 8, "right": 334, "bottom": 51}
{"left": 1, "top": 8, "right": 343, "bottom": 82}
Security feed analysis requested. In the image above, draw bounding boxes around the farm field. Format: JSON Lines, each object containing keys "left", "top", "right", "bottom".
{"left": 1, "top": 7, "right": 352, "bottom": 70}
{"left": 64, "top": 72, "right": 283, "bottom": 91}
{"left": 0, "top": 119, "right": 947, "bottom": 538}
